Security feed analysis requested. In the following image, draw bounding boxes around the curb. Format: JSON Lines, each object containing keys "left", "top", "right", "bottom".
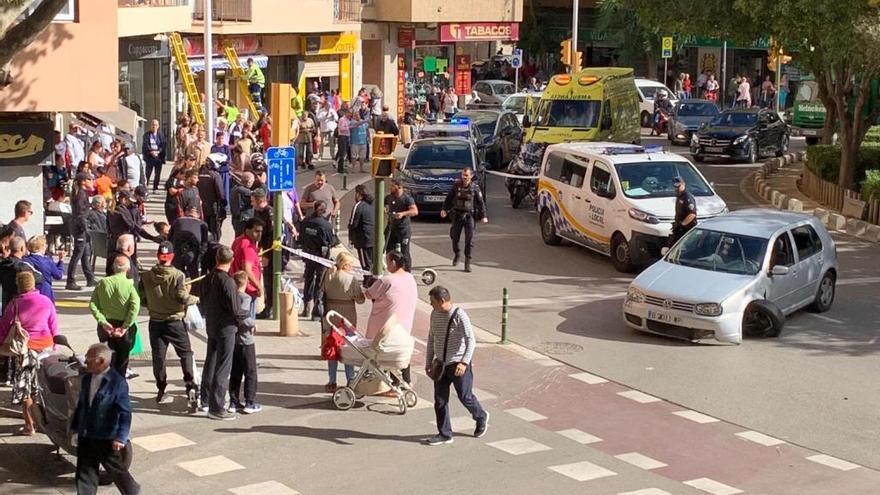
{"left": 752, "top": 152, "right": 879, "bottom": 243}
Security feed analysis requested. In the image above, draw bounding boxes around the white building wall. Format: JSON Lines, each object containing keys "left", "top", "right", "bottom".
{"left": 0, "top": 166, "right": 44, "bottom": 238}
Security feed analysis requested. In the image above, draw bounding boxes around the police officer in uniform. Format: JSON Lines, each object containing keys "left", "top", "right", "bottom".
{"left": 669, "top": 176, "right": 697, "bottom": 247}
{"left": 299, "top": 201, "right": 335, "bottom": 320}
{"left": 384, "top": 179, "right": 418, "bottom": 272}
{"left": 441, "top": 168, "right": 487, "bottom": 273}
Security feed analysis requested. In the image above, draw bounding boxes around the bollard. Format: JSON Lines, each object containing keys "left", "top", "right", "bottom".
{"left": 335, "top": 214, "right": 341, "bottom": 236}
{"left": 342, "top": 172, "right": 348, "bottom": 191}
{"left": 499, "top": 287, "right": 509, "bottom": 344}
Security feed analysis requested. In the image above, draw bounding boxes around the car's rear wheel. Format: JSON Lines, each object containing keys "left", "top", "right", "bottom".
{"left": 742, "top": 300, "right": 785, "bottom": 338}
{"left": 693, "top": 153, "right": 704, "bottom": 163}
{"left": 540, "top": 209, "right": 562, "bottom": 246}
{"left": 641, "top": 111, "right": 651, "bottom": 128}
{"left": 808, "top": 271, "right": 836, "bottom": 313}
{"left": 611, "top": 233, "right": 634, "bottom": 273}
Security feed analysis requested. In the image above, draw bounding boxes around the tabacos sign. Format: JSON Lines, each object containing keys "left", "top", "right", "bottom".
{"left": 440, "top": 23, "right": 519, "bottom": 43}
{"left": 0, "top": 121, "right": 53, "bottom": 167}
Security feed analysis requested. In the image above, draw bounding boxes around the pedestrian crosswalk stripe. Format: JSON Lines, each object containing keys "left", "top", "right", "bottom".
{"left": 548, "top": 460, "right": 617, "bottom": 482}
{"left": 683, "top": 478, "right": 743, "bottom": 495}
{"left": 806, "top": 454, "right": 860, "bottom": 471}
{"left": 229, "top": 481, "right": 301, "bottom": 495}
{"left": 672, "top": 410, "right": 719, "bottom": 424}
{"left": 617, "top": 390, "right": 661, "bottom": 404}
{"left": 569, "top": 372, "right": 608, "bottom": 385}
{"left": 735, "top": 430, "right": 785, "bottom": 447}
{"left": 177, "top": 455, "right": 246, "bottom": 477}
{"left": 556, "top": 428, "right": 603, "bottom": 445}
{"left": 132, "top": 432, "right": 195, "bottom": 452}
{"left": 618, "top": 489, "right": 672, "bottom": 495}
{"left": 487, "top": 437, "right": 552, "bottom": 456}
{"left": 614, "top": 452, "right": 668, "bottom": 470}
{"left": 504, "top": 407, "right": 547, "bottom": 422}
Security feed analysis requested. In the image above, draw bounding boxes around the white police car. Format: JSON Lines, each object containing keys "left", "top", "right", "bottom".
{"left": 537, "top": 142, "right": 727, "bottom": 272}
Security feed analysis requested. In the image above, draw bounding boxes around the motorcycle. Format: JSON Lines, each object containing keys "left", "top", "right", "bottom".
{"left": 504, "top": 142, "right": 545, "bottom": 209}
{"left": 651, "top": 109, "right": 669, "bottom": 137}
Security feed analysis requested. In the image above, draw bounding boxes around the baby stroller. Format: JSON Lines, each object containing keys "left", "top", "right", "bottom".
{"left": 325, "top": 311, "right": 418, "bottom": 414}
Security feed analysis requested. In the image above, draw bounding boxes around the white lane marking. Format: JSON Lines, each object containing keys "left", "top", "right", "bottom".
{"left": 618, "top": 489, "right": 673, "bottom": 495}
{"left": 131, "top": 432, "right": 195, "bottom": 452}
{"left": 505, "top": 407, "right": 548, "bottom": 422}
{"left": 617, "top": 390, "right": 661, "bottom": 404}
{"left": 473, "top": 387, "right": 498, "bottom": 401}
{"left": 487, "top": 437, "right": 553, "bottom": 455}
{"left": 683, "top": 478, "right": 744, "bottom": 495}
{"left": 672, "top": 410, "right": 720, "bottom": 424}
{"left": 457, "top": 291, "right": 627, "bottom": 310}
{"left": 548, "top": 461, "right": 617, "bottom": 482}
{"left": 735, "top": 430, "right": 786, "bottom": 446}
{"left": 536, "top": 358, "right": 563, "bottom": 367}
{"left": 556, "top": 428, "right": 603, "bottom": 445}
{"left": 570, "top": 372, "right": 609, "bottom": 385}
{"left": 228, "top": 481, "right": 301, "bottom": 495}
{"left": 615, "top": 452, "right": 668, "bottom": 470}
{"left": 427, "top": 416, "right": 476, "bottom": 433}
{"left": 806, "top": 454, "right": 861, "bottom": 471}
{"left": 837, "top": 276, "right": 880, "bottom": 286}
{"left": 177, "top": 456, "right": 246, "bottom": 477}
{"left": 809, "top": 313, "right": 845, "bottom": 325}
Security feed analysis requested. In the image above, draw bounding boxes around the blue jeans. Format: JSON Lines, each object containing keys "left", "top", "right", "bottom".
{"left": 433, "top": 364, "right": 486, "bottom": 439}
{"left": 328, "top": 361, "right": 355, "bottom": 384}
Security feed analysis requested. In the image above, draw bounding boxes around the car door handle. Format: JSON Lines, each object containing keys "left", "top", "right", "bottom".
{"left": 574, "top": 195, "right": 583, "bottom": 200}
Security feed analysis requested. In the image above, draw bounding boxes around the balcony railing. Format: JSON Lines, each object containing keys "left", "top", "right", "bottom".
{"left": 193, "top": 0, "right": 252, "bottom": 22}
{"left": 118, "top": 0, "right": 189, "bottom": 6}
{"left": 334, "top": 0, "right": 361, "bottom": 23}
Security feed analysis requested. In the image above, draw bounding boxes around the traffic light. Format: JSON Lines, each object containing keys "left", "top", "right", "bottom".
{"left": 371, "top": 133, "right": 399, "bottom": 178}
{"left": 572, "top": 51, "right": 583, "bottom": 72}
{"left": 560, "top": 38, "right": 572, "bottom": 67}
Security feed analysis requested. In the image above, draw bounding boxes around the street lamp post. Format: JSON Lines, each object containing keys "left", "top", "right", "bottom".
{"left": 204, "top": 0, "right": 214, "bottom": 136}
{"left": 571, "top": 0, "right": 579, "bottom": 73}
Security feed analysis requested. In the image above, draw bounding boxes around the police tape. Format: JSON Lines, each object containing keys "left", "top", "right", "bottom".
{"left": 484, "top": 170, "right": 540, "bottom": 180}
{"left": 184, "top": 245, "right": 279, "bottom": 285}
{"left": 278, "top": 244, "right": 369, "bottom": 276}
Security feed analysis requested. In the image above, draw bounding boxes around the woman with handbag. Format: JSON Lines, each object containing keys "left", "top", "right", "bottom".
{"left": 0, "top": 271, "right": 58, "bottom": 436}
{"left": 320, "top": 252, "right": 364, "bottom": 392}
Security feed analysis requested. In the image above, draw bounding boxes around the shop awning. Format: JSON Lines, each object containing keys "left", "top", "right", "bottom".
{"left": 188, "top": 54, "right": 268, "bottom": 73}
{"left": 79, "top": 103, "right": 142, "bottom": 138}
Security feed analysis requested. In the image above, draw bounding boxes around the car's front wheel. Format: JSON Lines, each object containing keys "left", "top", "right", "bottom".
{"left": 641, "top": 111, "right": 651, "bottom": 128}
{"left": 808, "top": 271, "right": 836, "bottom": 313}
{"left": 742, "top": 300, "right": 785, "bottom": 338}
{"left": 540, "top": 209, "right": 562, "bottom": 246}
{"left": 611, "top": 233, "right": 634, "bottom": 273}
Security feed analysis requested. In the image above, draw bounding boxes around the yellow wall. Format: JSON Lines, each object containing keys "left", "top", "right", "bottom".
{"left": 0, "top": 0, "right": 118, "bottom": 112}
{"left": 368, "top": 0, "right": 522, "bottom": 22}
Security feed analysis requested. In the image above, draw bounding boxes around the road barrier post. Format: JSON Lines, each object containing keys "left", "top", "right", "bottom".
{"left": 499, "top": 287, "right": 510, "bottom": 344}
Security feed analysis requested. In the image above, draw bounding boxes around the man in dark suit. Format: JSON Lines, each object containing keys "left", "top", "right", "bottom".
{"left": 142, "top": 119, "right": 167, "bottom": 192}
{"left": 72, "top": 343, "right": 140, "bottom": 495}
{"left": 348, "top": 184, "right": 375, "bottom": 272}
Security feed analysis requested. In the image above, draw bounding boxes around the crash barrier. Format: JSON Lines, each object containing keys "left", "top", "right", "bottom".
{"left": 801, "top": 166, "right": 880, "bottom": 226}
{"left": 499, "top": 287, "right": 510, "bottom": 345}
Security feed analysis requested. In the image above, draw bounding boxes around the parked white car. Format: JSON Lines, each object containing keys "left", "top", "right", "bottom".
{"left": 502, "top": 92, "right": 542, "bottom": 124}
{"left": 636, "top": 78, "right": 678, "bottom": 128}
{"left": 623, "top": 209, "right": 838, "bottom": 344}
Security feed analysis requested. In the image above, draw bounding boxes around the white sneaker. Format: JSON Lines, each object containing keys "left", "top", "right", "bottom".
{"left": 242, "top": 403, "right": 263, "bottom": 414}
{"left": 424, "top": 435, "right": 454, "bottom": 446}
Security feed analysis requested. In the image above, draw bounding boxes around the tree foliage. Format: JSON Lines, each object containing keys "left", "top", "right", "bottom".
{"left": 597, "top": 0, "right": 660, "bottom": 78}
{"left": 620, "top": 0, "right": 880, "bottom": 188}
{"left": 0, "top": 0, "right": 69, "bottom": 88}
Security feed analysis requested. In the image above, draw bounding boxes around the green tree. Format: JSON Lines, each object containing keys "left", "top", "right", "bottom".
{"left": 621, "top": 0, "right": 880, "bottom": 189}
{"left": 597, "top": 0, "right": 660, "bottom": 79}
{"left": 0, "top": 0, "right": 69, "bottom": 88}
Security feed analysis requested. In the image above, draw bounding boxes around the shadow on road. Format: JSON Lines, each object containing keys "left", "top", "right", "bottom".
{"left": 215, "top": 424, "right": 426, "bottom": 445}
{"left": 556, "top": 298, "right": 692, "bottom": 348}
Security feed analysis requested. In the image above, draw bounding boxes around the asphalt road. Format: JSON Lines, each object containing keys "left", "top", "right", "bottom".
{"left": 399, "top": 133, "right": 880, "bottom": 470}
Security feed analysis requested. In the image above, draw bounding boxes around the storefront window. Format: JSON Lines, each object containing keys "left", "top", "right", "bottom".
{"left": 404, "top": 45, "right": 452, "bottom": 106}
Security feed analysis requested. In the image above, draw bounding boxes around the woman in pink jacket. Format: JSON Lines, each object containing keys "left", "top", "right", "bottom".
{"left": 0, "top": 271, "right": 58, "bottom": 435}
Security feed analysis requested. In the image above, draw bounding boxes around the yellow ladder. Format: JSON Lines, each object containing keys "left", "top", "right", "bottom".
{"left": 170, "top": 32, "right": 204, "bottom": 125}
{"left": 224, "top": 45, "right": 259, "bottom": 119}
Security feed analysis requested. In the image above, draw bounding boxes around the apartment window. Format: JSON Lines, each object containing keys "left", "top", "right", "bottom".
{"left": 24, "top": 0, "right": 77, "bottom": 22}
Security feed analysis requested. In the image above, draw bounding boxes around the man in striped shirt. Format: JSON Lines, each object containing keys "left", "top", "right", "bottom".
{"left": 424, "top": 286, "right": 489, "bottom": 446}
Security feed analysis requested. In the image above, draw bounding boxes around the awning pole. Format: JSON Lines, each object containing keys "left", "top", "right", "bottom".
{"left": 204, "top": 0, "right": 214, "bottom": 135}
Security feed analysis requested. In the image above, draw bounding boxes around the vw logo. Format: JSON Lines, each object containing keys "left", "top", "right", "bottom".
{"left": 663, "top": 299, "right": 673, "bottom": 310}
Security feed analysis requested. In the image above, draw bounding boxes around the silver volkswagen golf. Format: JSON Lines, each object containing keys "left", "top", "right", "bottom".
{"left": 623, "top": 209, "right": 838, "bottom": 344}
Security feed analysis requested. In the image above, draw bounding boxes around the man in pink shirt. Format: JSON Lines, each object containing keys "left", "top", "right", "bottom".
{"left": 230, "top": 218, "right": 264, "bottom": 317}
{"left": 364, "top": 251, "right": 418, "bottom": 385}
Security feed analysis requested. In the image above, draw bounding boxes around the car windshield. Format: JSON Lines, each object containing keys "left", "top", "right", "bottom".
{"left": 406, "top": 142, "right": 472, "bottom": 169}
{"left": 503, "top": 96, "right": 527, "bottom": 113}
{"left": 640, "top": 84, "right": 673, "bottom": 100}
{"left": 677, "top": 102, "right": 719, "bottom": 117}
{"left": 537, "top": 100, "right": 601, "bottom": 128}
{"left": 667, "top": 229, "right": 768, "bottom": 275}
{"left": 491, "top": 83, "right": 515, "bottom": 96}
{"left": 711, "top": 112, "right": 758, "bottom": 127}
{"left": 615, "top": 161, "right": 714, "bottom": 198}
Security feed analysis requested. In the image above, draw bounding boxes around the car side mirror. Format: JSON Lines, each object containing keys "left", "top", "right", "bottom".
{"left": 770, "top": 265, "right": 790, "bottom": 276}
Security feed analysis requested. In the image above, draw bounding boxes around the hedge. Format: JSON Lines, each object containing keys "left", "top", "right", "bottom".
{"left": 806, "top": 142, "right": 880, "bottom": 185}
{"left": 866, "top": 126, "right": 880, "bottom": 143}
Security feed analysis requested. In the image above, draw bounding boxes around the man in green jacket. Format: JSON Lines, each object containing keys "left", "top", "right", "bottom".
{"left": 89, "top": 254, "right": 141, "bottom": 376}
{"left": 246, "top": 58, "right": 265, "bottom": 107}
{"left": 291, "top": 87, "right": 304, "bottom": 119}
{"left": 139, "top": 242, "right": 200, "bottom": 406}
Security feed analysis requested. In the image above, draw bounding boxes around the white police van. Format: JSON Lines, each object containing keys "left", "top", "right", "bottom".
{"left": 537, "top": 142, "right": 727, "bottom": 272}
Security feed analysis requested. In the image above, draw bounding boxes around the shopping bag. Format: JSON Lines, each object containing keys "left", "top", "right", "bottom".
{"left": 0, "top": 302, "right": 28, "bottom": 357}
{"left": 184, "top": 305, "right": 206, "bottom": 332}
{"left": 129, "top": 323, "right": 145, "bottom": 357}
{"left": 321, "top": 328, "right": 345, "bottom": 361}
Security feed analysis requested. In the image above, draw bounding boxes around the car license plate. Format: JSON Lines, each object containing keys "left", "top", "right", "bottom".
{"left": 802, "top": 129, "right": 817, "bottom": 136}
{"left": 647, "top": 310, "right": 680, "bottom": 324}
{"left": 705, "top": 146, "right": 724, "bottom": 153}
{"left": 424, "top": 195, "right": 446, "bottom": 202}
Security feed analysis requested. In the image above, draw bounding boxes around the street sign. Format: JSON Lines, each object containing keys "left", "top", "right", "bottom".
{"left": 662, "top": 37, "right": 673, "bottom": 59}
{"left": 511, "top": 48, "right": 523, "bottom": 69}
{"left": 266, "top": 146, "right": 296, "bottom": 192}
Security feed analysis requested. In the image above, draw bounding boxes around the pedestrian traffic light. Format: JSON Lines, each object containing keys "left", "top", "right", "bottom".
{"left": 372, "top": 157, "right": 398, "bottom": 178}
{"left": 372, "top": 133, "right": 398, "bottom": 157}
{"left": 560, "top": 38, "right": 572, "bottom": 67}
{"left": 572, "top": 51, "right": 583, "bottom": 72}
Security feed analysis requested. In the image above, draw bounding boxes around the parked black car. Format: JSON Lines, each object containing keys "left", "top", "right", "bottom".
{"left": 453, "top": 109, "right": 523, "bottom": 170}
{"left": 397, "top": 137, "right": 487, "bottom": 215}
{"left": 668, "top": 99, "right": 720, "bottom": 146}
{"left": 691, "top": 108, "right": 790, "bottom": 163}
